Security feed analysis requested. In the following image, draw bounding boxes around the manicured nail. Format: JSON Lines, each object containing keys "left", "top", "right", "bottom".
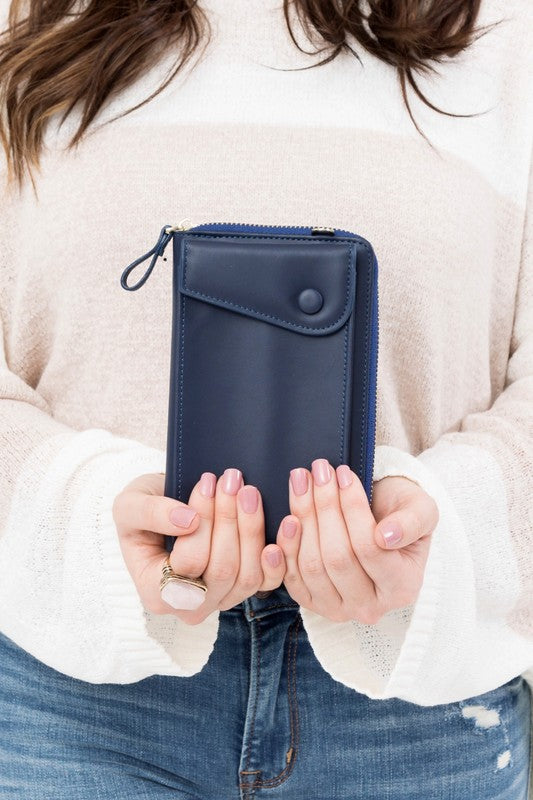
{"left": 239, "top": 485, "right": 259, "bottom": 514}
{"left": 311, "top": 459, "right": 332, "bottom": 486}
{"left": 290, "top": 468, "right": 308, "bottom": 496}
{"left": 222, "top": 468, "right": 242, "bottom": 495}
{"left": 169, "top": 506, "right": 198, "bottom": 528}
{"left": 266, "top": 549, "right": 282, "bottom": 568}
{"left": 336, "top": 465, "right": 353, "bottom": 489}
{"left": 382, "top": 524, "right": 402, "bottom": 548}
{"left": 199, "top": 472, "right": 216, "bottom": 498}
{"left": 161, "top": 580, "right": 205, "bottom": 610}
{"left": 282, "top": 518, "right": 297, "bottom": 538}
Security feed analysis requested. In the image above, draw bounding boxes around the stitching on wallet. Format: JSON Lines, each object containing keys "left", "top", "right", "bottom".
{"left": 178, "top": 293, "right": 186, "bottom": 500}
{"left": 340, "top": 313, "right": 349, "bottom": 464}
{"left": 182, "top": 235, "right": 354, "bottom": 333}
{"left": 359, "top": 244, "right": 372, "bottom": 481}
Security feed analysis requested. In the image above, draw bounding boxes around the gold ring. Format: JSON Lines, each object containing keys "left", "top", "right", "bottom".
{"left": 159, "top": 555, "right": 207, "bottom": 611}
{"left": 160, "top": 555, "right": 207, "bottom": 592}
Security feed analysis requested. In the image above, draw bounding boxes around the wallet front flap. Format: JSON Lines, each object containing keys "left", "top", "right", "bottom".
{"left": 177, "top": 234, "right": 356, "bottom": 336}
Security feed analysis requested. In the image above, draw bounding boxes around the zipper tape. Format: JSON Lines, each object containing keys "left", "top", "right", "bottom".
{"left": 120, "top": 222, "right": 342, "bottom": 291}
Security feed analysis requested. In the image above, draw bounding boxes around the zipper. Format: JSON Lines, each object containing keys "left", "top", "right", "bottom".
{"left": 120, "top": 220, "right": 358, "bottom": 291}
{"left": 367, "top": 258, "right": 379, "bottom": 506}
{"left": 120, "top": 218, "right": 379, "bottom": 502}
{"left": 191, "top": 221, "right": 353, "bottom": 237}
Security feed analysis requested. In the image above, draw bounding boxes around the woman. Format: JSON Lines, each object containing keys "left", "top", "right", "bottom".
{"left": 0, "top": 0, "right": 531, "bottom": 797}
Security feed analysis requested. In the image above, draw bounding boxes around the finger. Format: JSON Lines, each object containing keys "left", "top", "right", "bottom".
{"left": 259, "top": 544, "right": 286, "bottom": 592}
{"left": 114, "top": 473, "right": 201, "bottom": 536}
{"left": 202, "top": 468, "right": 243, "bottom": 605}
{"left": 158, "top": 472, "right": 218, "bottom": 613}
{"left": 289, "top": 467, "right": 341, "bottom": 606}
{"left": 338, "top": 467, "right": 433, "bottom": 614}
{"left": 218, "top": 484, "right": 265, "bottom": 610}
{"left": 336, "top": 464, "right": 390, "bottom": 590}
{"left": 118, "top": 473, "right": 213, "bottom": 618}
{"left": 311, "top": 459, "right": 374, "bottom": 605}
{"left": 167, "top": 470, "right": 216, "bottom": 582}
{"left": 276, "top": 515, "right": 312, "bottom": 606}
{"left": 372, "top": 480, "right": 439, "bottom": 550}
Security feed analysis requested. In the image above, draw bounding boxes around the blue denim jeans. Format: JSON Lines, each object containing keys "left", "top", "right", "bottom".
{"left": 0, "top": 584, "right": 531, "bottom": 799}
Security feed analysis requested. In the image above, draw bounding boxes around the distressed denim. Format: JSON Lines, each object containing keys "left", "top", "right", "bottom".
{"left": 0, "top": 584, "right": 531, "bottom": 800}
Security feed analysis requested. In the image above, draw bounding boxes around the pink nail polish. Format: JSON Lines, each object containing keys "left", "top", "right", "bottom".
{"left": 239, "top": 485, "right": 259, "bottom": 514}
{"left": 311, "top": 459, "right": 332, "bottom": 486}
{"left": 222, "top": 468, "right": 242, "bottom": 495}
{"left": 266, "top": 549, "right": 281, "bottom": 567}
{"left": 282, "top": 518, "right": 297, "bottom": 538}
{"left": 290, "top": 468, "right": 308, "bottom": 496}
{"left": 336, "top": 465, "right": 353, "bottom": 489}
{"left": 169, "top": 506, "right": 198, "bottom": 528}
{"left": 199, "top": 472, "right": 216, "bottom": 498}
{"left": 382, "top": 525, "right": 402, "bottom": 548}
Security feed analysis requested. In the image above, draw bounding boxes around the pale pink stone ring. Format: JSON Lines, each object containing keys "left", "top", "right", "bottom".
{"left": 159, "top": 555, "right": 207, "bottom": 611}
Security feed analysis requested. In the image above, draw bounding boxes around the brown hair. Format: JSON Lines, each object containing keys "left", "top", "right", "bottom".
{"left": 0, "top": 0, "right": 485, "bottom": 187}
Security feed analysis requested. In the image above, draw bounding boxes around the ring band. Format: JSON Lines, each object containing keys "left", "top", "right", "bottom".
{"left": 159, "top": 555, "right": 208, "bottom": 594}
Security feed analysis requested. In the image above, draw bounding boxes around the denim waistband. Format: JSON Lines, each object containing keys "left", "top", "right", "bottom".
{"left": 229, "top": 582, "right": 299, "bottom": 622}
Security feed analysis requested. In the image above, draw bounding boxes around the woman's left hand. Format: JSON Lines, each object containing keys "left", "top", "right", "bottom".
{"left": 276, "top": 460, "right": 439, "bottom": 624}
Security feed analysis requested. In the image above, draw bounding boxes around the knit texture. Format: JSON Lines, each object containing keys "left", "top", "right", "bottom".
{"left": 0, "top": 0, "right": 531, "bottom": 705}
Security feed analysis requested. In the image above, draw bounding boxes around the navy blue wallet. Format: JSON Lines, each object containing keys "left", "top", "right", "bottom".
{"left": 121, "top": 221, "right": 379, "bottom": 549}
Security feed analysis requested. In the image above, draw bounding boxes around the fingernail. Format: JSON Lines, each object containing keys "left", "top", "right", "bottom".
{"left": 282, "top": 518, "right": 297, "bottom": 538}
{"left": 161, "top": 580, "right": 205, "bottom": 610}
{"left": 382, "top": 524, "right": 402, "bottom": 548}
{"left": 222, "top": 468, "right": 242, "bottom": 495}
{"left": 336, "top": 464, "right": 353, "bottom": 489}
{"left": 311, "top": 459, "right": 332, "bottom": 486}
{"left": 266, "top": 549, "right": 281, "bottom": 568}
{"left": 239, "top": 485, "right": 259, "bottom": 514}
{"left": 199, "top": 472, "right": 216, "bottom": 498}
{"left": 290, "top": 468, "right": 308, "bottom": 496}
{"left": 169, "top": 506, "right": 198, "bottom": 528}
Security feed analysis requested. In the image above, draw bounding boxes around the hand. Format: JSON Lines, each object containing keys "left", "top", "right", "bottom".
{"left": 276, "top": 460, "right": 439, "bottom": 624}
{"left": 113, "top": 469, "right": 285, "bottom": 626}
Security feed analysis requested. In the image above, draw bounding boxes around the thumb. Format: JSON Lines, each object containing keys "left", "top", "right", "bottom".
{"left": 114, "top": 472, "right": 205, "bottom": 617}
{"left": 374, "top": 490, "right": 439, "bottom": 550}
{"left": 113, "top": 472, "right": 201, "bottom": 537}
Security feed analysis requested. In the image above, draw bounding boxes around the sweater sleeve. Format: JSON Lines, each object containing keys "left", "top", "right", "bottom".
{"left": 299, "top": 164, "right": 533, "bottom": 707}
{"left": 0, "top": 294, "right": 219, "bottom": 684}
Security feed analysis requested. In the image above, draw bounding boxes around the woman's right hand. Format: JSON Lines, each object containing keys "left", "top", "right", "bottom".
{"left": 112, "top": 469, "right": 285, "bottom": 625}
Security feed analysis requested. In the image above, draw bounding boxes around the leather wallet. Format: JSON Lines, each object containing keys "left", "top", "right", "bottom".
{"left": 121, "top": 221, "right": 379, "bottom": 549}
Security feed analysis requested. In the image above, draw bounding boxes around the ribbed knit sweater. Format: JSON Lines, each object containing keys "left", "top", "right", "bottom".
{"left": 0, "top": 0, "right": 532, "bottom": 707}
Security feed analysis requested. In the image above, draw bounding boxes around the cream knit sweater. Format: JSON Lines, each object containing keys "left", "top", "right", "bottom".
{"left": 0, "top": 0, "right": 532, "bottom": 707}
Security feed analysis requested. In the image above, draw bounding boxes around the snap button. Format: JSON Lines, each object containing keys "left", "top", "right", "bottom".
{"left": 297, "top": 288, "right": 323, "bottom": 314}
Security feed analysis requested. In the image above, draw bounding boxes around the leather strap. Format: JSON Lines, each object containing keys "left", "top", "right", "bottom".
{"left": 120, "top": 226, "right": 173, "bottom": 291}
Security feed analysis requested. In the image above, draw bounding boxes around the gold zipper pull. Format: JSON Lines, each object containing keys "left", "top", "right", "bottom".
{"left": 311, "top": 226, "right": 335, "bottom": 236}
{"left": 164, "top": 217, "right": 192, "bottom": 234}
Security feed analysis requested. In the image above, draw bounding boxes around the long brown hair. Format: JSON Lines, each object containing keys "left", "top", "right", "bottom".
{"left": 1, "top": 0, "right": 485, "bottom": 187}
